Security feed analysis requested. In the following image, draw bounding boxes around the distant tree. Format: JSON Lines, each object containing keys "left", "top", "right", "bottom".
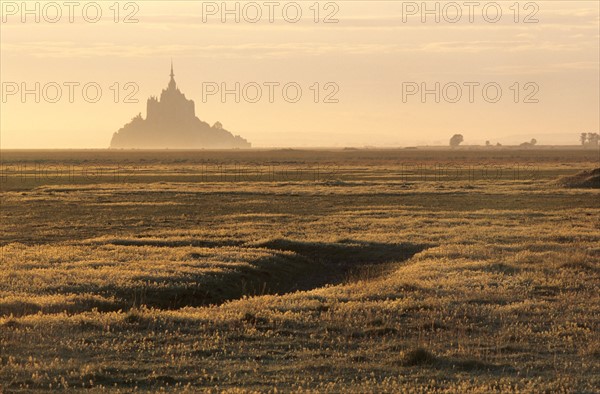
{"left": 580, "top": 133, "right": 588, "bottom": 146}
{"left": 485, "top": 140, "right": 491, "bottom": 146}
{"left": 520, "top": 138, "right": 537, "bottom": 148}
{"left": 587, "top": 133, "right": 594, "bottom": 146}
{"left": 496, "top": 142, "right": 502, "bottom": 147}
{"left": 449, "top": 134, "right": 464, "bottom": 147}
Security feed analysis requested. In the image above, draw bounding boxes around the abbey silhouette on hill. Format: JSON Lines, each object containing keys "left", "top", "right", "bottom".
{"left": 110, "top": 63, "right": 251, "bottom": 149}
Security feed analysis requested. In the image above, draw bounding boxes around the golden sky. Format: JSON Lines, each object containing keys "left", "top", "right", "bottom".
{"left": 1, "top": 1, "right": 598, "bottom": 148}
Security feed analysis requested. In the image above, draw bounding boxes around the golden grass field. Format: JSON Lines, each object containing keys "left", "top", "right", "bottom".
{"left": 0, "top": 148, "right": 599, "bottom": 392}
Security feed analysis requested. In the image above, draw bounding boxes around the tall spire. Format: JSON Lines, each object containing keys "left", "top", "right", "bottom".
{"left": 168, "top": 59, "right": 177, "bottom": 90}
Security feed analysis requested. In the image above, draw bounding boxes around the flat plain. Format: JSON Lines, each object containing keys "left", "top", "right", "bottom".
{"left": 0, "top": 148, "right": 599, "bottom": 392}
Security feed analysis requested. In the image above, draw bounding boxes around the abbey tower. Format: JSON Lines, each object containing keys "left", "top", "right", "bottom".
{"left": 146, "top": 62, "right": 196, "bottom": 123}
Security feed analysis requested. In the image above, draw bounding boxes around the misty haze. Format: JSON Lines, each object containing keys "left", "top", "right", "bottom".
{"left": 0, "top": 1, "right": 598, "bottom": 392}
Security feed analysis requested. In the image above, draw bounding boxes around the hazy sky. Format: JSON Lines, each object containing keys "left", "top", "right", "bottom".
{"left": 1, "top": 1, "right": 598, "bottom": 148}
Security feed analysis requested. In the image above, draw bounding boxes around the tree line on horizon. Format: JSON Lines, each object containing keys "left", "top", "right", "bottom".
{"left": 580, "top": 133, "right": 599, "bottom": 147}
{"left": 448, "top": 133, "right": 599, "bottom": 148}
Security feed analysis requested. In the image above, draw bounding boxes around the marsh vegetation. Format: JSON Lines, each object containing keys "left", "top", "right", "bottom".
{"left": 1, "top": 149, "right": 598, "bottom": 392}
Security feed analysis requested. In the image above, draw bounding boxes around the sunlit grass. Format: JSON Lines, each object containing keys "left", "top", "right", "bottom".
{"left": 0, "top": 150, "right": 598, "bottom": 391}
